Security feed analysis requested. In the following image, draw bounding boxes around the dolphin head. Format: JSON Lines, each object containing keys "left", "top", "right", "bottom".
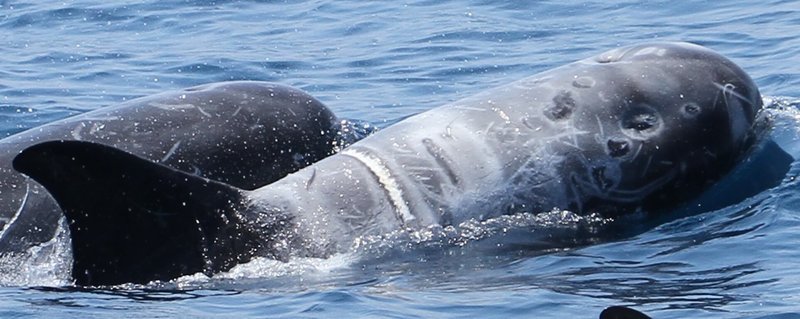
{"left": 558, "top": 42, "right": 762, "bottom": 216}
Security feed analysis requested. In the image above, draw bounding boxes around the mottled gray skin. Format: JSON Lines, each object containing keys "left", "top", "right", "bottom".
{"left": 245, "top": 42, "right": 761, "bottom": 259}
{"left": 0, "top": 81, "right": 339, "bottom": 252}
{"left": 9, "top": 42, "right": 763, "bottom": 286}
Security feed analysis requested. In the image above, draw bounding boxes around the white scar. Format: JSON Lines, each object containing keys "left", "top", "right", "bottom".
{"left": 160, "top": 140, "right": 182, "bottom": 163}
{"left": 341, "top": 149, "right": 415, "bottom": 225}
{"left": 0, "top": 182, "right": 30, "bottom": 236}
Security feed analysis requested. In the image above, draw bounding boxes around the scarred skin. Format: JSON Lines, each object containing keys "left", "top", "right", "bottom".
{"left": 245, "top": 42, "right": 761, "bottom": 258}
{"left": 0, "top": 81, "right": 340, "bottom": 253}
{"left": 13, "top": 42, "right": 764, "bottom": 286}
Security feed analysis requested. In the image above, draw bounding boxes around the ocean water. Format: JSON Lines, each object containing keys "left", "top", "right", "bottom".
{"left": 1, "top": 1, "right": 800, "bottom": 318}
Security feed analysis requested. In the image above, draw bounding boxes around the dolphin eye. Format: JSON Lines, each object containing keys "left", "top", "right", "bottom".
{"left": 624, "top": 113, "right": 657, "bottom": 130}
{"left": 620, "top": 105, "right": 662, "bottom": 139}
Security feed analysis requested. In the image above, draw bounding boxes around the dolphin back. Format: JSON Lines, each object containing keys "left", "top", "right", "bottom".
{"left": 599, "top": 306, "right": 651, "bottom": 319}
{"left": 13, "top": 140, "right": 258, "bottom": 286}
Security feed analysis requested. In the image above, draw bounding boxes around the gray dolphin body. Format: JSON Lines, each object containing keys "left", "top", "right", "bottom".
{"left": 14, "top": 42, "right": 767, "bottom": 286}
{"left": 0, "top": 81, "right": 341, "bottom": 253}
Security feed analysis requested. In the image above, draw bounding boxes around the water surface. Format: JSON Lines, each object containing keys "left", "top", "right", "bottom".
{"left": 1, "top": 1, "right": 800, "bottom": 318}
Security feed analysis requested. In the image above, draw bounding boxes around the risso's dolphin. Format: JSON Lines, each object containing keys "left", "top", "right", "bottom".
{"left": 14, "top": 42, "right": 767, "bottom": 285}
{"left": 0, "top": 81, "right": 342, "bottom": 254}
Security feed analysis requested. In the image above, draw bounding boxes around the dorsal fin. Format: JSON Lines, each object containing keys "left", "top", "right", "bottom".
{"left": 13, "top": 140, "right": 261, "bottom": 286}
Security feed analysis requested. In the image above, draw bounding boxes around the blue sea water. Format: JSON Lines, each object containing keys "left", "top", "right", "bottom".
{"left": 1, "top": 0, "right": 800, "bottom": 318}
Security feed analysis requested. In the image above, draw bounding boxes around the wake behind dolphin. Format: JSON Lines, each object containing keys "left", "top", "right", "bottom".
{"left": 14, "top": 42, "right": 765, "bottom": 286}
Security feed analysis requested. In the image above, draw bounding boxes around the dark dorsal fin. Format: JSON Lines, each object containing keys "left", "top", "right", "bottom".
{"left": 599, "top": 306, "right": 652, "bottom": 319}
{"left": 13, "top": 140, "right": 261, "bottom": 286}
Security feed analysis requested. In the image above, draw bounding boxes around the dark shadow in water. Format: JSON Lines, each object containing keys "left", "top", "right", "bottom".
{"left": 24, "top": 285, "right": 241, "bottom": 309}
{"left": 641, "top": 198, "right": 768, "bottom": 257}
{"left": 543, "top": 261, "right": 777, "bottom": 311}
{"left": 644, "top": 138, "right": 791, "bottom": 231}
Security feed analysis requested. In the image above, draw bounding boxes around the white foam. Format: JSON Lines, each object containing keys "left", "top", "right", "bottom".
{"left": 173, "top": 252, "right": 358, "bottom": 287}
{"left": 0, "top": 218, "right": 72, "bottom": 287}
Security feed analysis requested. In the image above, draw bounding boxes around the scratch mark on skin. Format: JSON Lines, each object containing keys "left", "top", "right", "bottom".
{"left": 548, "top": 127, "right": 589, "bottom": 150}
{"left": 713, "top": 82, "right": 751, "bottom": 141}
{"left": 422, "top": 138, "right": 461, "bottom": 188}
{"left": 441, "top": 120, "right": 458, "bottom": 140}
{"left": 88, "top": 123, "right": 105, "bottom": 135}
{"left": 593, "top": 115, "right": 608, "bottom": 146}
{"left": 568, "top": 173, "right": 585, "bottom": 213}
{"left": 150, "top": 102, "right": 212, "bottom": 118}
{"left": 571, "top": 128, "right": 581, "bottom": 150}
{"left": 195, "top": 106, "right": 212, "bottom": 118}
{"left": 160, "top": 140, "right": 182, "bottom": 163}
{"left": 0, "top": 182, "right": 30, "bottom": 236}
{"left": 507, "top": 160, "right": 557, "bottom": 189}
{"left": 150, "top": 102, "right": 195, "bottom": 110}
{"left": 82, "top": 116, "right": 120, "bottom": 121}
{"left": 631, "top": 143, "right": 644, "bottom": 162}
{"left": 405, "top": 166, "right": 436, "bottom": 172}
{"left": 232, "top": 106, "right": 243, "bottom": 117}
{"left": 595, "top": 114, "right": 605, "bottom": 139}
{"left": 560, "top": 139, "right": 582, "bottom": 150}
{"left": 191, "top": 165, "right": 202, "bottom": 176}
{"left": 641, "top": 155, "right": 653, "bottom": 178}
{"left": 541, "top": 129, "right": 592, "bottom": 144}
{"left": 306, "top": 168, "right": 316, "bottom": 190}
{"left": 483, "top": 122, "right": 496, "bottom": 136}
{"left": 71, "top": 123, "right": 84, "bottom": 140}
{"left": 342, "top": 149, "right": 415, "bottom": 225}
{"left": 572, "top": 168, "right": 677, "bottom": 203}
{"left": 452, "top": 105, "right": 488, "bottom": 112}
{"left": 713, "top": 82, "right": 752, "bottom": 108}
